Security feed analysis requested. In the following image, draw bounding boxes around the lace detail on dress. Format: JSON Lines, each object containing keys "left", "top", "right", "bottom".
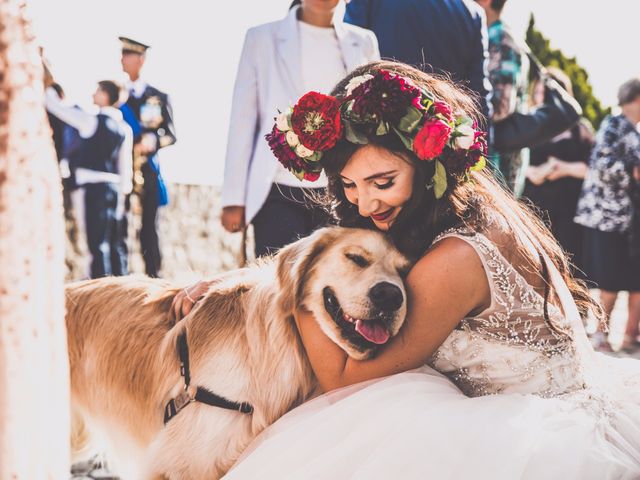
{"left": 428, "top": 227, "right": 586, "bottom": 398}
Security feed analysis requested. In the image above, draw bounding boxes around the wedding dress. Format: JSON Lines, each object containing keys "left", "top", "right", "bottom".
{"left": 223, "top": 226, "right": 640, "bottom": 479}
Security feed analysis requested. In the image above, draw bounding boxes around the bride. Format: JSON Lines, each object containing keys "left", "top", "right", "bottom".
{"left": 176, "top": 61, "right": 640, "bottom": 479}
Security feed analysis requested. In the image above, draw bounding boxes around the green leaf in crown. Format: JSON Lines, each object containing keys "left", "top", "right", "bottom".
{"left": 433, "top": 159, "right": 448, "bottom": 199}
{"left": 397, "top": 106, "right": 423, "bottom": 133}
{"left": 344, "top": 120, "right": 369, "bottom": 145}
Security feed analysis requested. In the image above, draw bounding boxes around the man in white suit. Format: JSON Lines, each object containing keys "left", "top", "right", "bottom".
{"left": 221, "top": 0, "right": 380, "bottom": 257}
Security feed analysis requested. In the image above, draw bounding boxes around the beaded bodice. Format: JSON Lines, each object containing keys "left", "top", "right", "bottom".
{"left": 428, "top": 229, "right": 586, "bottom": 398}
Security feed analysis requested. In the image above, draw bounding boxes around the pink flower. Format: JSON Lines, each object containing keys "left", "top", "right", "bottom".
{"left": 413, "top": 119, "right": 452, "bottom": 161}
{"left": 432, "top": 101, "right": 453, "bottom": 121}
{"left": 266, "top": 125, "right": 298, "bottom": 171}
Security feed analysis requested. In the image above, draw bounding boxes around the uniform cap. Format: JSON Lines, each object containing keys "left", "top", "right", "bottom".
{"left": 119, "top": 36, "right": 150, "bottom": 54}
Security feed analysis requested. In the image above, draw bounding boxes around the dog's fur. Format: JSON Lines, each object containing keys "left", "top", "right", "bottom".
{"left": 65, "top": 227, "right": 409, "bottom": 479}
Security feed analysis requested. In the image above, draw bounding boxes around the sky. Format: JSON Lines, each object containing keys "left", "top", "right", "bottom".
{"left": 28, "top": 0, "right": 639, "bottom": 186}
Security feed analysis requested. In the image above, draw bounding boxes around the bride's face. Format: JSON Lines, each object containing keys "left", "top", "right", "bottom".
{"left": 339, "top": 144, "right": 415, "bottom": 231}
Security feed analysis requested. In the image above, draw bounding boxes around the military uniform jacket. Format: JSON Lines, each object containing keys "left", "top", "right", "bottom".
{"left": 121, "top": 84, "right": 176, "bottom": 155}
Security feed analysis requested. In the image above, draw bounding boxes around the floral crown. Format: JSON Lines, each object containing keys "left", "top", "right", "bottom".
{"left": 266, "top": 69, "right": 487, "bottom": 198}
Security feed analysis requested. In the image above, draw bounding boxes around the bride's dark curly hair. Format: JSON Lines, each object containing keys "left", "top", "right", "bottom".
{"left": 317, "top": 60, "right": 602, "bottom": 327}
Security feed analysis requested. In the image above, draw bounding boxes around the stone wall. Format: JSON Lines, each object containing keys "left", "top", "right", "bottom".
{"left": 65, "top": 183, "right": 254, "bottom": 284}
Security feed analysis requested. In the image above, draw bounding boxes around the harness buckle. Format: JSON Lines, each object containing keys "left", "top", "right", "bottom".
{"left": 174, "top": 390, "right": 194, "bottom": 411}
{"left": 163, "top": 387, "right": 196, "bottom": 425}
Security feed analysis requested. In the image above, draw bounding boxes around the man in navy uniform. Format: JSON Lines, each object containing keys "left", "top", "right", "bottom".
{"left": 119, "top": 36, "right": 177, "bottom": 278}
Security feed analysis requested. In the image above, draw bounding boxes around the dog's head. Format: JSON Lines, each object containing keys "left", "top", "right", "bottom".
{"left": 276, "top": 227, "right": 411, "bottom": 360}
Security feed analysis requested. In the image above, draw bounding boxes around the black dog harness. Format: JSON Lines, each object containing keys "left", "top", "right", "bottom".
{"left": 163, "top": 330, "right": 254, "bottom": 425}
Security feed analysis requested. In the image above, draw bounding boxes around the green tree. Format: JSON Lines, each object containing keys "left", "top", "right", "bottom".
{"left": 526, "top": 14, "right": 611, "bottom": 129}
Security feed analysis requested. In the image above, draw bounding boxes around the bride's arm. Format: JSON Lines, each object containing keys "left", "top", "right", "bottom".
{"left": 295, "top": 237, "right": 490, "bottom": 392}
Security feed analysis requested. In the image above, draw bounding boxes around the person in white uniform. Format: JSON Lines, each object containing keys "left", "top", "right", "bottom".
{"left": 220, "top": 0, "right": 379, "bottom": 257}
{"left": 45, "top": 81, "right": 133, "bottom": 278}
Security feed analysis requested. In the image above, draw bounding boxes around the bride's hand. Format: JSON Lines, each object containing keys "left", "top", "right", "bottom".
{"left": 172, "top": 280, "right": 212, "bottom": 321}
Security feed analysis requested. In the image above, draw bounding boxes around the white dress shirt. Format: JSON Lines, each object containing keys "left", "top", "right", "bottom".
{"left": 272, "top": 20, "right": 347, "bottom": 187}
{"left": 126, "top": 77, "right": 148, "bottom": 99}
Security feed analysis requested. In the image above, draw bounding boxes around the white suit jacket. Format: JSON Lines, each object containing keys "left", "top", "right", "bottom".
{"left": 221, "top": 6, "right": 380, "bottom": 224}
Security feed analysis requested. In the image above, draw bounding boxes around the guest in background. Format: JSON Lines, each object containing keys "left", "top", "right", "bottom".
{"left": 220, "top": 0, "right": 379, "bottom": 257}
{"left": 119, "top": 36, "right": 177, "bottom": 278}
{"left": 574, "top": 77, "right": 640, "bottom": 352}
{"left": 344, "top": 0, "right": 491, "bottom": 121}
{"left": 45, "top": 80, "right": 133, "bottom": 279}
{"left": 523, "top": 67, "right": 594, "bottom": 278}
{"left": 475, "top": 0, "right": 530, "bottom": 196}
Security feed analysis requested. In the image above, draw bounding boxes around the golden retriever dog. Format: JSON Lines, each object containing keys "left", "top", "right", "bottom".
{"left": 65, "top": 227, "right": 410, "bottom": 479}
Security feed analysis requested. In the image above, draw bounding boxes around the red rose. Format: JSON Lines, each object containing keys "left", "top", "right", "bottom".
{"left": 413, "top": 119, "right": 452, "bottom": 161}
{"left": 303, "top": 171, "right": 321, "bottom": 182}
{"left": 291, "top": 92, "right": 342, "bottom": 151}
{"left": 433, "top": 101, "right": 453, "bottom": 121}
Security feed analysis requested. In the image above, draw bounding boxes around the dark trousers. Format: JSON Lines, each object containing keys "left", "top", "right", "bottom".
{"left": 110, "top": 212, "right": 129, "bottom": 276}
{"left": 84, "top": 183, "right": 118, "bottom": 279}
{"left": 547, "top": 213, "right": 585, "bottom": 279}
{"left": 140, "top": 162, "right": 161, "bottom": 277}
{"left": 252, "top": 184, "right": 329, "bottom": 258}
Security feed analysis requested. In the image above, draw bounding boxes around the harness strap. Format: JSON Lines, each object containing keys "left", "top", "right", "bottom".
{"left": 195, "top": 387, "right": 254, "bottom": 414}
{"left": 178, "top": 329, "right": 191, "bottom": 386}
{"left": 163, "top": 330, "right": 253, "bottom": 425}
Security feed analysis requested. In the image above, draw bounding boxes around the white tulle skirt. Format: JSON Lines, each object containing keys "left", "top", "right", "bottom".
{"left": 224, "top": 358, "right": 640, "bottom": 480}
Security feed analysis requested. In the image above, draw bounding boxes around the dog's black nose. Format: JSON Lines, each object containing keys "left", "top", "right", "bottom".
{"left": 369, "top": 282, "right": 403, "bottom": 312}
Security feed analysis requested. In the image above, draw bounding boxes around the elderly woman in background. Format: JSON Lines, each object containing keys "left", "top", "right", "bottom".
{"left": 574, "top": 77, "right": 640, "bottom": 352}
{"left": 523, "top": 67, "right": 594, "bottom": 279}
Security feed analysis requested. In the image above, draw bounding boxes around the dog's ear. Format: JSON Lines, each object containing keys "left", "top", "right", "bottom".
{"left": 276, "top": 227, "right": 338, "bottom": 313}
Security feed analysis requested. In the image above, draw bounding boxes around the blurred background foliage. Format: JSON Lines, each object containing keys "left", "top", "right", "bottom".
{"left": 527, "top": 14, "right": 611, "bottom": 129}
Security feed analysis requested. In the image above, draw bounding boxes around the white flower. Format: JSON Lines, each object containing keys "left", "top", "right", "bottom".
{"left": 295, "top": 143, "right": 314, "bottom": 158}
{"left": 345, "top": 74, "right": 374, "bottom": 96}
{"left": 276, "top": 112, "right": 290, "bottom": 131}
{"left": 455, "top": 124, "right": 476, "bottom": 150}
{"left": 286, "top": 131, "right": 300, "bottom": 147}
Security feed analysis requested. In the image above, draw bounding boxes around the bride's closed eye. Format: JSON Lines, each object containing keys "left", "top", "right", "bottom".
{"left": 341, "top": 178, "right": 395, "bottom": 190}
{"left": 374, "top": 179, "right": 395, "bottom": 190}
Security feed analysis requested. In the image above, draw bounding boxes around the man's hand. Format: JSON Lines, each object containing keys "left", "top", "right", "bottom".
{"left": 134, "top": 133, "right": 157, "bottom": 156}
{"left": 221, "top": 206, "right": 245, "bottom": 233}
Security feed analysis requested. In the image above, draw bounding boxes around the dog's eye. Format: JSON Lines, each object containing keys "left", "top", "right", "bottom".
{"left": 345, "top": 253, "right": 369, "bottom": 268}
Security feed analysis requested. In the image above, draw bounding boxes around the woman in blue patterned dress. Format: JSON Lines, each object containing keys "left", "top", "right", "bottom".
{"left": 575, "top": 77, "right": 640, "bottom": 352}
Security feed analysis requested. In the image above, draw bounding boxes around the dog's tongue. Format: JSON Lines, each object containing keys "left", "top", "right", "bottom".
{"left": 355, "top": 319, "right": 390, "bottom": 344}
